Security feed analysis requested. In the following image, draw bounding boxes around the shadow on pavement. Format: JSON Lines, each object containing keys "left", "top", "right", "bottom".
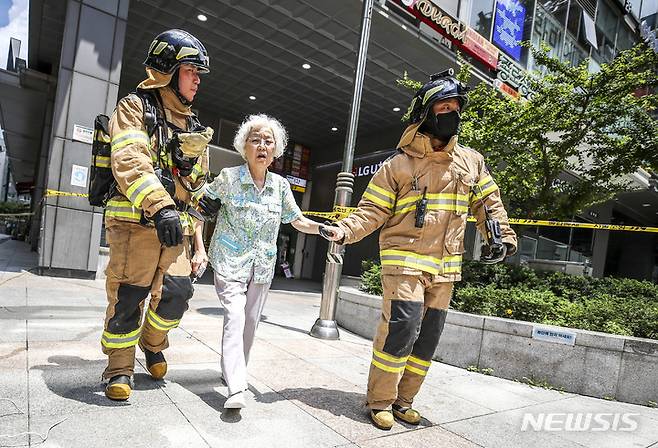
{"left": 30, "top": 355, "right": 160, "bottom": 408}
{"left": 254, "top": 387, "right": 374, "bottom": 425}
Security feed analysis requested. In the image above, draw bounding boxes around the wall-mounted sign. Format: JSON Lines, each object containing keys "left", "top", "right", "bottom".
{"left": 464, "top": 28, "right": 500, "bottom": 69}
{"left": 286, "top": 175, "right": 307, "bottom": 193}
{"left": 398, "top": 0, "right": 499, "bottom": 69}
{"left": 352, "top": 161, "right": 384, "bottom": 178}
{"left": 71, "top": 164, "right": 89, "bottom": 188}
{"left": 493, "top": 79, "right": 520, "bottom": 100}
{"left": 72, "top": 124, "right": 94, "bottom": 144}
{"left": 493, "top": 0, "right": 526, "bottom": 61}
{"left": 496, "top": 53, "right": 535, "bottom": 99}
{"left": 532, "top": 326, "right": 577, "bottom": 346}
{"left": 403, "top": 0, "right": 467, "bottom": 42}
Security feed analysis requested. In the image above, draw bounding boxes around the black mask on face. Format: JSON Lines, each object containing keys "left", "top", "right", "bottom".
{"left": 420, "top": 110, "right": 461, "bottom": 141}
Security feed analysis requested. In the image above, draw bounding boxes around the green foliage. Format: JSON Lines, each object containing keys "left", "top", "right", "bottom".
{"left": 358, "top": 260, "right": 658, "bottom": 339}
{"left": 398, "top": 44, "right": 658, "bottom": 219}
{"left": 0, "top": 201, "right": 29, "bottom": 214}
{"left": 359, "top": 259, "right": 382, "bottom": 296}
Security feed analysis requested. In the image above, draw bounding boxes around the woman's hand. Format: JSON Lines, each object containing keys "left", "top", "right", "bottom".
{"left": 191, "top": 250, "right": 208, "bottom": 277}
{"left": 319, "top": 224, "right": 345, "bottom": 242}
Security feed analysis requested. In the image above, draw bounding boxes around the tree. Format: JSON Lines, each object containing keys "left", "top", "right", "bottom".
{"left": 398, "top": 43, "right": 658, "bottom": 219}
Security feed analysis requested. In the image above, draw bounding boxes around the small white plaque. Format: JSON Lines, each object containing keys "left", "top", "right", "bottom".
{"left": 532, "top": 327, "right": 577, "bottom": 346}
{"left": 71, "top": 164, "right": 89, "bottom": 188}
{"left": 72, "top": 124, "right": 94, "bottom": 144}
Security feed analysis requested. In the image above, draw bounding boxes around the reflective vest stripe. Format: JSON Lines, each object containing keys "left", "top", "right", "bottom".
{"left": 111, "top": 130, "right": 150, "bottom": 152}
{"left": 93, "top": 156, "right": 111, "bottom": 168}
{"left": 125, "top": 174, "right": 161, "bottom": 208}
{"left": 371, "top": 349, "right": 408, "bottom": 373}
{"left": 372, "top": 359, "right": 406, "bottom": 373}
{"left": 101, "top": 327, "right": 141, "bottom": 348}
{"left": 363, "top": 190, "right": 393, "bottom": 209}
{"left": 373, "top": 349, "right": 408, "bottom": 364}
{"left": 408, "top": 355, "right": 431, "bottom": 367}
{"left": 471, "top": 175, "right": 498, "bottom": 202}
{"left": 189, "top": 163, "right": 205, "bottom": 183}
{"left": 380, "top": 249, "right": 462, "bottom": 275}
{"left": 146, "top": 309, "right": 180, "bottom": 331}
{"left": 405, "top": 364, "right": 428, "bottom": 376}
{"left": 105, "top": 200, "right": 141, "bottom": 222}
{"left": 394, "top": 193, "right": 470, "bottom": 215}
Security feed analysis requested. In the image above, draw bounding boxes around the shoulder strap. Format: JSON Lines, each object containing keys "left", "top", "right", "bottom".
{"left": 133, "top": 89, "right": 162, "bottom": 138}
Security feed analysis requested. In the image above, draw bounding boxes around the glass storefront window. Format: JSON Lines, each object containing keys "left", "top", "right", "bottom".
{"left": 468, "top": 0, "right": 496, "bottom": 38}
{"left": 531, "top": 4, "right": 568, "bottom": 64}
{"left": 640, "top": 0, "right": 657, "bottom": 27}
{"left": 593, "top": 0, "right": 618, "bottom": 62}
{"left": 563, "top": 33, "right": 589, "bottom": 65}
{"left": 615, "top": 23, "right": 637, "bottom": 51}
{"left": 442, "top": 0, "right": 461, "bottom": 18}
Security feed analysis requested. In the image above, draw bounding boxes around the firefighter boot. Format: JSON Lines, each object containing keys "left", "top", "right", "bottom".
{"left": 392, "top": 404, "right": 421, "bottom": 425}
{"left": 144, "top": 348, "right": 167, "bottom": 380}
{"left": 370, "top": 409, "right": 394, "bottom": 430}
{"left": 105, "top": 375, "right": 132, "bottom": 401}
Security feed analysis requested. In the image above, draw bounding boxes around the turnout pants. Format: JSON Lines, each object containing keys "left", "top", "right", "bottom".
{"left": 101, "top": 221, "right": 194, "bottom": 379}
{"left": 367, "top": 273, "right": 453, "bottom": 410}
{"left": 214, "top": 269, "right": 271, "bottom": 396}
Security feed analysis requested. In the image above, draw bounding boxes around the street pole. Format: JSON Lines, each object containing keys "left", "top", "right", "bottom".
{"left": 310, "top": 0, "right": 374, "bottom": 340}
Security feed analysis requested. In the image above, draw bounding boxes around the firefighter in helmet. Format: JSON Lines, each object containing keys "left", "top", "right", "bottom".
{"left": 326, "top": 70, "right": 517, "bottom": 429}
{"left": 101, "top": 29, "right": 213, "bottom": 400}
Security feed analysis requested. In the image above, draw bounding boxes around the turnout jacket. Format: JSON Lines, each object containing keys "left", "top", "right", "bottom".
{"left": 106, "top": 87, "right": 209, "bottom": 235}
{"left": 335, "top": 123, "right": 517, "bottom": 282}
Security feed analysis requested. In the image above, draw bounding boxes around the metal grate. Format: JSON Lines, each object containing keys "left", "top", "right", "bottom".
{"left": 576, "top": 0, "right": 597, "bottom": 19}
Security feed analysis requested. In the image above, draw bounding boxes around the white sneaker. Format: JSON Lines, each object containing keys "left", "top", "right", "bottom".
{"left": 224, "top": 391, "right": 246, "bottom": 409}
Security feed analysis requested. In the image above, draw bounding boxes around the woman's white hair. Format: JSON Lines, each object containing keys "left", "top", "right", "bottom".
{"left": 233, "top": 113, "right": 288, "bottom": 160}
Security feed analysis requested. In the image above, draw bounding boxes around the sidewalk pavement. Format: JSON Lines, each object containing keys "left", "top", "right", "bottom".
{"left": 1, "top": 240, "right": 657, "bottom": 448}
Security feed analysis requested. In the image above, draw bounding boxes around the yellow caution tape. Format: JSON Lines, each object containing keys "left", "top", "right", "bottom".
{"left": 37, "top": 191, "right": 658, "bottom": 234}
{"left": 0, "top": 212, "right": 33, "bottom": 217}
{"left": 45, "top": 189, "right": 89, "bottom": 198}
{"left": 506, "top": 218, "right": 658, "bottom": 233}
{"left": 305, "top": 206, "right": 658, "bottom": 233}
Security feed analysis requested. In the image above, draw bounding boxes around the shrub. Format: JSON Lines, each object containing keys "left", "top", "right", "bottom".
{"left": 357, "top": 260, "right": 658, "bottom": 339}
{"left": 359, "top": 259, "right": 382, "bottom": 296}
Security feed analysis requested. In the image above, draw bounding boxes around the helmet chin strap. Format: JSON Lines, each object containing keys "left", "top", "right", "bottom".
{"left": 169, "top": 68, "right": 193, "bottom": 106}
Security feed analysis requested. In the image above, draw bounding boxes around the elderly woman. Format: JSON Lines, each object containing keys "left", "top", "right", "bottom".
{"left": 199, "top": 114, "right": 330, "bottom": 409}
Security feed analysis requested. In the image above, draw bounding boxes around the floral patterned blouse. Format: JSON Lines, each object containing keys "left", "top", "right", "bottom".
{"left": 204, "top": 163, "right": 303, "bottom": 284}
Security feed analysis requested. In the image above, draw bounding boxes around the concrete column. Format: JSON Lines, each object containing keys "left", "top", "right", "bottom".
{"left": 591, "top": 202, "right": 613, "bottom": 278}
{"left": 38, "top": 0, "right": 129, "bottom": 277}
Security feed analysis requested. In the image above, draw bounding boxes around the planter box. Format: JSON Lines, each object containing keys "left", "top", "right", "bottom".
{"left": 337, "top": 286, "right": 658, "bottom": 406}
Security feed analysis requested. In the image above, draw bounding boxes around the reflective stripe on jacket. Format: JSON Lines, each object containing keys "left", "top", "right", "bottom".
{"left": 106, "top": 87, "right": 209, "bottom": 235}
{"left": 335, "top": 123, "right": 517, "bottom": 282}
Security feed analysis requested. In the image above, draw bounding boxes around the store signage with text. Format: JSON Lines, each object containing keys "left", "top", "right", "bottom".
{"left": 493, "top": 0, "right": 526, "bottom": 61}
{"left": 396, "top": 0, "right": 499, "bottom": 70}
{"left": 496, "top": 53, "right": 535, "bottom": 99}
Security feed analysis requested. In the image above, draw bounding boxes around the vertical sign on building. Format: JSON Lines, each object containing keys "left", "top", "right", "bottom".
{"left": 493, "top": 0, "right": 526, "bottom": 61}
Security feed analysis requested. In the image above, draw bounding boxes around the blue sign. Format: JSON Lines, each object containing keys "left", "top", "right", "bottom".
{"left": 493, "top": 0, "right": 526, "bottom": 61}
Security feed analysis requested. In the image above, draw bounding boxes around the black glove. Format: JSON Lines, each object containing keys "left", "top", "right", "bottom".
{"left": 153, "top": 206, "right": 183, "bottom": 247}
{"left": 198, "top": 195, "right": 222, "bottom": 219}
{"left": 480, "top": 243, "right": 507, "bottom": 264}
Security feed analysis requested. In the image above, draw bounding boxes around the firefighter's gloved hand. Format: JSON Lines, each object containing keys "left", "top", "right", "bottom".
{"left": 480, "top": 243, "right": 507, "bottom": 264}
{"left": 178, "top": 127, "right": 214, "bottom": 156}
{"left": 198, "top": 195, "right": 221, "bottom": 219}
{"left": 153, "top": 206, "right": 183, "bottom": 247}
